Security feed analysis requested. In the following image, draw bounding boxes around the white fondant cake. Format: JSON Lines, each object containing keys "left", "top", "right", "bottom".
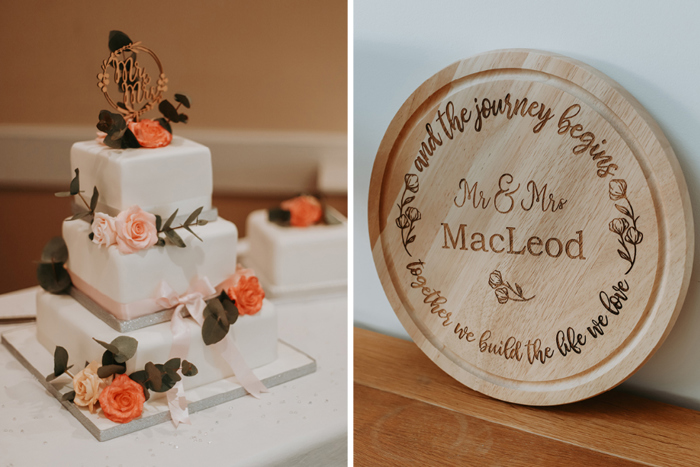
{"left": 64, "top": 217, "right": 238, "bottom": 318}
{"left": 36, "top": 291, "right": 277, "bottom": 391}
{"left": 71, "top": 137, "right": 212, "bottom": 218}
{"left": 246, "top": 208, "right": 347, "bottom": 292}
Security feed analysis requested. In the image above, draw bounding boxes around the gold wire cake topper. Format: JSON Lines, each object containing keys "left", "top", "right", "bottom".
{"left": 94, "top": 31, "right": 190, "bottom": 149}
{"left": 97, "top": 31, "right": 167, "bottom": 121}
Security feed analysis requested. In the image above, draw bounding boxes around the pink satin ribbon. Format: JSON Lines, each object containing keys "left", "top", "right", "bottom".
{"left": 157, "top": 278, "right": 268, "bottom": 427}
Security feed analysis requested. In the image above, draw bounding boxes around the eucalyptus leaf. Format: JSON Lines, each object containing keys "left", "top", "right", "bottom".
{"left": 165, "top": 229, "right": 186, "bottom": 248}
{"left": 69, "top": 169, "right": 80, "bottom": 195}
{"left": 182, "top": 360, "right": 198, "bottom": 377}
{"left": 184, "top": 206, "right": 203, "bottom": 226}
{"left": 156, "top": 118, "right": 172, "bottom": 134}
{"left": 61, "top": 390, "right": 76, "bottom": 402}
{"left": 201, "top": 313, "right": 229, "bottom": 346}
{"left": 111, "top": 336, "right": 138, "bottom": 363}
{"left": 90, "top": 186, "right": 99, "bottom": 212}
{"left": 219, "top": 292, "right": 239, "bottom": 326}
{"left": 162, "top": 209, "right": 179, "bottom": 231}
{"left": 268, "top": 208, "right": 291, "bottom": 224}
{"left": 121, "top": 128, "right": 141, "bottom": 148}
{"left": 97, "top": 364, "right": 126, "bottom": 379}
{"left": 156, "top": 237, "right": 166, "bottom": 247}
{"left": 155, "top": 215, "right": 162, "bottom": 231}
{"left": 145, "top": 362, "right": 162, "bottom": 392}
{"left": 158, "top": 99, "right": 180, "bottom": 122}
{"left": 41, "top": 237, "right": 68, "bottom": 263}
{"left": 97, "top": 110, "right": 114, "bottom": 133}
{"left": 164, "top": 358, "right": 181, "bottom": 371}
{"left": 93, "top": 338, "right": 119, "bottom": 355}
{"left": 178, "top": 113, "right": 189, "bottom": 124}
{"left": 37, "top": 262, "right": 71, "bottom": 294}
{"left": 69, "top": 211, "right": 91, "bottom": 221}
{"left": 53, "top": 346, "right": 69, "bottom": 377}
{"left": 183, "top": 225, "right": 203, "bottom": 242}
{"left": 174, "top": 93, "right": 191, "bottom": 108}
{"left": 108, "top": 30, "right": 132, "bottom": 53}
{"left": 197, "top": 219, "right": 209, "bottom": 226}
{"left": 129, "top": 369, "right": 148, "bottom": 384}
{"left": 155, "top": 373, "right": 178, "bottom": 393}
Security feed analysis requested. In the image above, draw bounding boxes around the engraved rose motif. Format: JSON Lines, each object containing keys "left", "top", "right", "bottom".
{"left": 624, "top": 227, "right": 643, "bottom": 245}
{"left": 396, "top": 173, "right": 421, "bottom": 256}
{"left": 488, "top": 269, "right": 534, "bottom": 304}
{"left": 495, "top": 287, "right": 509, "bottom": 304}
{"left": 609, "top": 179, "right": 627, "bottom": 201}
{"left": 608, "top": 218, "right": 629, "bottom": 236}
{"left": 404, "top": 174, "right": 419, "bottom": 193}
{"left": 607, "top": 179, "right": 643, "bottom": 274}
{"left": 488, "top": 271, "right": 503, "bottom": 289}
{"left": 395, "top": 214, "right": 410, "bottom": 229}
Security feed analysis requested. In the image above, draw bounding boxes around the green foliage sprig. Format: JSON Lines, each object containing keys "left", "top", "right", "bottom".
{"left": 55, "top": 168, "right": 100, "bottom": 223}
{"left": 36, "top": 237, "right": 71, "bottom": 294}
{"left": 201, "top": 292, "right": 239, "bottom": 345}
{"left": 46, "top": 336, "right": 199, "bottom": 403}
{"left": 155, "top": 206, "right": 208, "bottom": 248}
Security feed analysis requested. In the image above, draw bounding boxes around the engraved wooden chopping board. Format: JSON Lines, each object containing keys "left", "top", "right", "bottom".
{"left": 368, "top": 49, "right": 694, "bottom": 405}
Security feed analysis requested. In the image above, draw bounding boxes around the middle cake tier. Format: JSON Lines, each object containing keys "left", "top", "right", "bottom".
{"left": 64, "top": 217, "right": 238, "bottom": 321}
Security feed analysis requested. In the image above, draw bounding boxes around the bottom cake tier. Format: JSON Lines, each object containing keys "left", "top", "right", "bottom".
{"left": 36, "top": 291, "right": 277, "bottom": 391}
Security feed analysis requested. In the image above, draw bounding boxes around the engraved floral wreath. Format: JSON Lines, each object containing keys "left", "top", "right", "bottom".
{"left": 97, "top": 42, "right": 167, "bottom": 121}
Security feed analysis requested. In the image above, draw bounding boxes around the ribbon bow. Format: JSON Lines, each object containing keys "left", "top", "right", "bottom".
{"left": 156, "top": 277, "right": 268, "bottom": 427}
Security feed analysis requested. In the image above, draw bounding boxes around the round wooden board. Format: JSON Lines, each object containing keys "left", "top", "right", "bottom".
{"left": 368, "top": 49, "right": 694, "bottom": 405}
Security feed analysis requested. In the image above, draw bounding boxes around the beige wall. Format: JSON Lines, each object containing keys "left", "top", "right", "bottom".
{"left": 0, "top": 0, "right": 347, "bottom": 132}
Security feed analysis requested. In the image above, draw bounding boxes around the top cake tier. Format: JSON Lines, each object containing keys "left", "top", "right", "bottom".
{"left": 71, "top": 136, "right": 213, "bottom": 218}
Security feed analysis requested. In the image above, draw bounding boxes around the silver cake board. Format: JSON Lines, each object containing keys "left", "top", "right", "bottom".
{"left": 2, "top": 324, "right": 316, "bottom": 442}
{"left": 69, "top": 286, "right": 178, "bottom": 333}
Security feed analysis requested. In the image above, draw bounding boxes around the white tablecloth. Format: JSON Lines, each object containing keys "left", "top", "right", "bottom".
{"left": 0, "top": 288, "right": 348, "bottom": 466}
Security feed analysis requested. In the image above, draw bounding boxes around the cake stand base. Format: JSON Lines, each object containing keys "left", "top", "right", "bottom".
{"left": 2, "top": 324, "right": 316, "bottom": 442}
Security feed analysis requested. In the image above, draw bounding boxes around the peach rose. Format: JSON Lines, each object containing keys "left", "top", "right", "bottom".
{"left": 128, "top": 119, "right": 172, "bottom": 148}
{"left": 73, "top": 360, "right": 112, "bottom": 414}
{"left": 115, "top": 206, "right": 159, "bottom": 254}
{"left": 226, "top": 264, "right": 265, "bottom": 315}
{"left": 91, "top": 212, "right": 117, "bottom": 247}
{"left": 98, "top": 374, "right": 146, "bottom": 424}
{"left": 280, "top": 195, "right": 323, "bottom": 227}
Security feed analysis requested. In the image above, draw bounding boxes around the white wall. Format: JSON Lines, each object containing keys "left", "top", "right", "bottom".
{"left": 354, "top": 0, "right": 700, "bottom": 409}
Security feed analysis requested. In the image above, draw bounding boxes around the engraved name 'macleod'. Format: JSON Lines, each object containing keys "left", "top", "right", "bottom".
{"left": 441, "top": 223, "right": 585, "bottom": 260}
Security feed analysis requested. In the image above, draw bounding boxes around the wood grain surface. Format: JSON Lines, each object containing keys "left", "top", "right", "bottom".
{"left": 354, "top": 327, "right": 700, "bottom": 466}
{"left": 368, "top": 49, "right": 694, "bottom": 405}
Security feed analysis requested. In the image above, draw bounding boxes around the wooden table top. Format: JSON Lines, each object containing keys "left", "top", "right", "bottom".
{"left": 354, "top": 327, "right": 700, "bottom": 466}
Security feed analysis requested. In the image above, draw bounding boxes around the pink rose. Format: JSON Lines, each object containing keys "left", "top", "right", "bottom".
{"left": 91, "top": 212, "right": 117, "bottom": 247}
{"left": 114, "top": 206, "right": 158, "bottom": 254}
{"left": 127, "top": 119, "right": 172, "bottom": 148}
{"left": 98, "top": 374, "right": 145, "bottom": 424}
{"left": 224, "top": 264, "right": 265, "bottom": 315}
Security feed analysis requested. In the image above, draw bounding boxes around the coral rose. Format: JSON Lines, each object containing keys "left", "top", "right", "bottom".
{"left": 226, "top": 264, "right": 265, "bottom": 315}
{"left": 280, "top": 195, "right": 323, "bottom": 227}
{"left": 73, "top": 360, "right": 112, "bottom": 414}
{"left": 128, "top": 119, "right": 172, "bottom": 148}
{"left": 114, "top": 206, "right": 159, "bottom": 254}
{"left": 98, "top": 374, "right": 146, "bottom": 424}
{"left": 91, "top": 212, "right": 118, "bottom": 247}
